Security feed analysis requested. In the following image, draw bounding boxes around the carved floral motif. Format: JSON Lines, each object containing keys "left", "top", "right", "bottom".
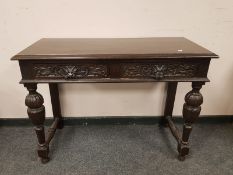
{"left": 33, "top": 64, "right": 108, "bottom": 79}
{"left": 122, "top": 63, "right": 199, "bottom": 79}
{"left": 33, "top": 62, "right": 200, "bottom": 80}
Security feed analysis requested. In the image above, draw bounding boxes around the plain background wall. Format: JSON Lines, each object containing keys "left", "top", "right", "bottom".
{"left": 1, "top": 0, "right": 233, "bottom": 118}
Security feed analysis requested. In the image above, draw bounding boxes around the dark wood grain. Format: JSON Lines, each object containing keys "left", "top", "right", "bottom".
{"left": 11, "top": 38, "right": 218, "bottom": 60}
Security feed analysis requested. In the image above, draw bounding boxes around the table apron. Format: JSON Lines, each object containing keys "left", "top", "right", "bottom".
{"left": 19, "top": 59, "right": 211, "bottom": 83}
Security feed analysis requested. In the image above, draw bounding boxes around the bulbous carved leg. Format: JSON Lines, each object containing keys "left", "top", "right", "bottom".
{"left": 24, "top": 83, "right": 49, "bottom": 163}
{"left": 178, "top": 82, "right": 204, "bottom": 161}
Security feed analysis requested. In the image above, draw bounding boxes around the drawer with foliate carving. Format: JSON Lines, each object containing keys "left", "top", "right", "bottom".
{"left": 34, "top": 64, "right": 108, "bottom": 79}
{"left": 19, "top": 60, "right": 110, "bottom": 82}
{"left": 119, "top": 59, "right": 210, "bottom": 81}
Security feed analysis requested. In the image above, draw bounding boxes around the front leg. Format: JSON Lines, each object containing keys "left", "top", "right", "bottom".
{"left": 24, "top": 83, "right": 49, "bottom": 163}
{"left": 178, "top": 82, "right": 204, "bottom": 161}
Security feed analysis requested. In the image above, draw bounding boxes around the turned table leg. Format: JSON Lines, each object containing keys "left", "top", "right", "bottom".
{"left": 49, "top": 83, "right": 64, "bottom": 129}
{"left": 161, "top": 82, "right": 178, "bottom": 126}
{"left": 178, "top": 82, "right": 204, "bottom": 161}
{"left": 24, "top": 83, "right": 49, "bottom": 163}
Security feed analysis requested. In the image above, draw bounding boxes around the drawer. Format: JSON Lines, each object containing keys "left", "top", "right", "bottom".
{"left": 32, "top": 63, "right": 109, "bottom": 80}
{"left": 121, "top": 62, "right": 201, "bottom": 80}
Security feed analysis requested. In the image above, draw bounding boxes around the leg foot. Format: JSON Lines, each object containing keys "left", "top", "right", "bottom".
{"left": 40, "top": 157, "right": 50, "bottom": 164}
{"left": 38, "top": 145, "right": 49, "bottom": 163}
{"left": 177, "top": 141, "right": 189, "bottom": 161}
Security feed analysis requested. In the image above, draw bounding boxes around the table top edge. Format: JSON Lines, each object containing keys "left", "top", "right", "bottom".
{"left": 11, "top": 54, "right": 219, "bottom": 60}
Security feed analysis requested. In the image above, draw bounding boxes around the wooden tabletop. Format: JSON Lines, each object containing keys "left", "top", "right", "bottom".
{"left": 12, "top": 38, "right": 218, "bottom": 60}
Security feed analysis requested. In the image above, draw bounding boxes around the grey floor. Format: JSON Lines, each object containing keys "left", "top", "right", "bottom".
{"left": 0, "top": 122, "right": 233, "bottom": 175}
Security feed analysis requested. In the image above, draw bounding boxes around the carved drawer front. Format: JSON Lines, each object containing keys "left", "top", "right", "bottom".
{"left": 121, "top": 62, "right": 200, "bottom": 79}
{"left": 33, "top": 64, "right": 108, "bottom": 79}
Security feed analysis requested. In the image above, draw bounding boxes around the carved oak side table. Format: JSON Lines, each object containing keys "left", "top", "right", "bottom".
{"left": 11, "top": 38, "right": 218, "bottom": 163}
